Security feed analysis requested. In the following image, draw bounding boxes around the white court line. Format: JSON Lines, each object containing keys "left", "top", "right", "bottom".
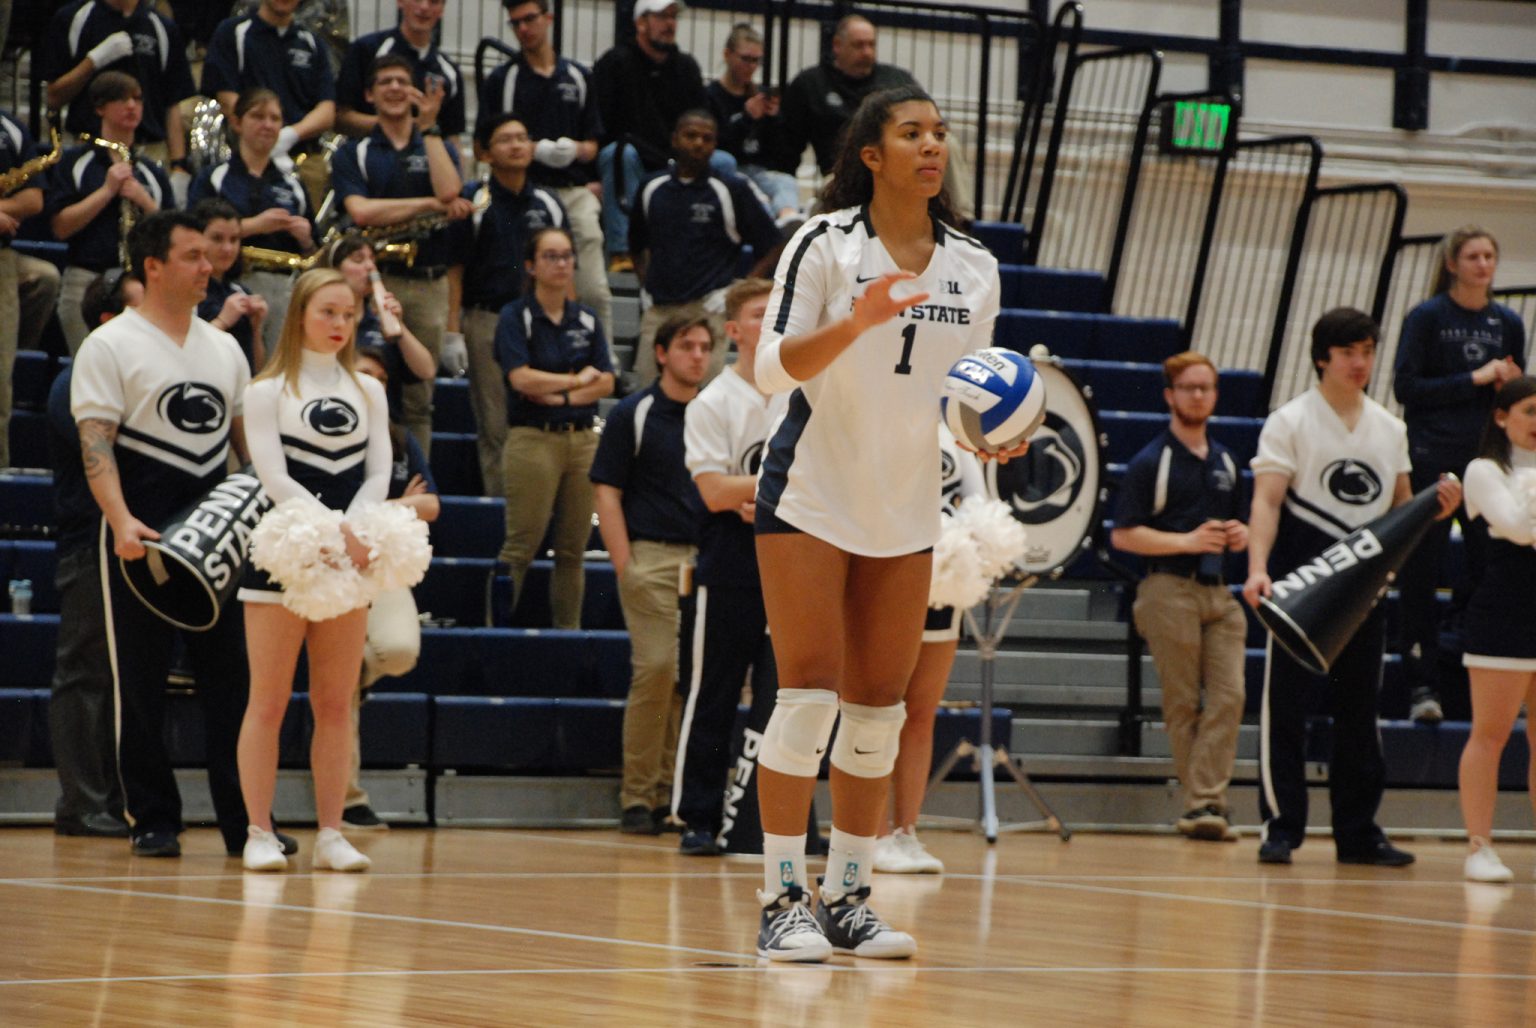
{"left": 5, "top": 966, "right": 1536, "bottom": 989}
{"left": 0, "top": 871, "right": 764, "bottom": 885}
{"left": 1, "top": 879, "right": 758, "bottom": 963}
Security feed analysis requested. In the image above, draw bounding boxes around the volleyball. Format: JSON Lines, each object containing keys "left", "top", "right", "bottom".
{"left": 940, "top": 347, "right": 1048, "bottom": 453}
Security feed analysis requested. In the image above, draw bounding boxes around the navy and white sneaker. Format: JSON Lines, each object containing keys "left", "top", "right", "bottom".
{"left": 816, "top": 885, "right": 917, "bottom": 958}
{"left": 756, "top": 885, "right": 832, "bottom": 963}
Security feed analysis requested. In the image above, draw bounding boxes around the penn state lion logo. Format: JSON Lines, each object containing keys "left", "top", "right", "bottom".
{"left": 741, "top": 441, "right": 766, "bottom": 476}
{"left": 157, "top": 383, "right": 227, "bottom": 434}
{"left": 302, "top": 398, "right": 360, "bottom": 436}
{"left": 1321, "top": 458, "right": 1382, "bottom": 505}
{"left": 994, "top": 412, "right": 1085, "bottom": 523}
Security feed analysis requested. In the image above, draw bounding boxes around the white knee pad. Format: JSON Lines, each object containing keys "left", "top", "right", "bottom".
{"left": 758, "top": 689, "right": 840, "bottom": 778}
{"left": 829, "top": 701, "right": 907, "bottom": 779}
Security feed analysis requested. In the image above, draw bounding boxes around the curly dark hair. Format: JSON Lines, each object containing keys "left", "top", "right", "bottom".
{"left": 816, "top": 84, "right": 959, "bottom": 225}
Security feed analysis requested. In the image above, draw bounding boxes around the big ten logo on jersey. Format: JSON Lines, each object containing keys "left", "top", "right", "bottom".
{"left": 938, "top": 278, "right": 962, "bottom": 296}
{"left": 303, "top": 397, "right": 360, "bottom": 436}
{"left": 739, "top": 440, "right": 766, "bottom": 476}
{"left": 157, "top": 383, "right": 227, "bottom": 434}
{"left": 689, "top": 202, "right": 714, "bottom": 225}
{"left": 1321, "top": 458, "right": 1382, "bottom": 505}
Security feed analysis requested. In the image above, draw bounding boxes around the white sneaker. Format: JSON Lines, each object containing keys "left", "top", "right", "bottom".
{"left": 1465, "top": 841, "right": 1513, "bottom": 883}
{"left": 874, "top": 828, "right": 944, "bottom": 874}
{"left": 242, "top": 825, "right": 288, "bottom": 872}
{"left": 313, "top": 827, "right": 371, "bottom": 872}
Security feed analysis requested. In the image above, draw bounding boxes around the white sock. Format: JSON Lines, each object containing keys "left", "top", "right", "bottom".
{"left": 823, "top": 827, "right": 875, "bottom": 899}
{"left": 762, "top": 832, "right": 808, "bottom": 898}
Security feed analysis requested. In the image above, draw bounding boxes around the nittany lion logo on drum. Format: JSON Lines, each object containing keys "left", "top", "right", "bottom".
{"left": 156, "top": 383, "right": 227, "bottom": 434}
{"left": 303, "top": 398, "right": 361, "bottom": 436}
{"left": 1322, "top": 458, "right": 1383, "bottom": 505}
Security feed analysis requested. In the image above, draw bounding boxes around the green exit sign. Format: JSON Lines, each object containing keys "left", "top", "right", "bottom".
{"left": 1160, "top": 100, "right": 1233, "bottom": 154}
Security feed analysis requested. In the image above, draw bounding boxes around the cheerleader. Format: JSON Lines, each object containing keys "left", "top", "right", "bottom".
{"left": 749, "top": 85, "right": 1022, "bottom": 961}
{"left": 1458, "top": 376, "right": 1536, "bottom": 882}
{"left": 235, "top": 268, "right": 392, "bottom": 873}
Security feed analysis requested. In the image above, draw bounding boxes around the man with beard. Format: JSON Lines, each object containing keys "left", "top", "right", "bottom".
{"left": 1110, "top": 351, "right": 1248, "bottom": 843}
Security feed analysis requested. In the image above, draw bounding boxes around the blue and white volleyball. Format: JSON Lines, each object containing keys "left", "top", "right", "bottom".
{"left": 940, "top": 348, "right": 1047, "bottom": 453}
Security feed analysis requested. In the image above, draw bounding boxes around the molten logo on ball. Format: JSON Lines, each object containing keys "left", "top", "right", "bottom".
{"left": 940, "top": 347, "right": 1047, "bottom": 453}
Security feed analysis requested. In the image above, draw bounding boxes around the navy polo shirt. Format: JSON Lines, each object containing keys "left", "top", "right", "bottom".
{"left": 495, "top": 297, "right": 613, "bottom": 428}
{"left": 387, "top": 432, "right": 436, "bottom": 499}
{"left": 47, "top": 368, "right": 101, "bottom": 558}
{"left": 201, "top": 14, "right": 336, "bottom": 127}
{"left": 447, "top": 177, "right": 565, "bottom": 312}
{"left": 1113, "top": 429, "right": 1246, "bottom": 577}
{"left": 197, "top": 277, "right": 258, "bottom": 368}
{"left": 630, "top": 167, "right": 779, "bottom": 306}
{"left": 40, "top": 0, "right": 197, "bottom": 144}
{"left": 589, "top": 382, "right": 702, "bottom": 544}
{"left": 357, "top": 303, "right": 419, "bottom": 423}
{"left": 336, "top": 28, "right": 466, "bottom": 138}
{"left": 187, "top": 150, "right": 311, "bottom": 253}
{"left": 46, "top": 145, "right": 173, "bottom": 272}
{"left": 0, "top": 114, "right": 37, "bottom": 252}
{"left": 332, "top": 126, "right": 460, "bottom": 269}
{"left": 476, "top": 54, "right": 601, "bottom": 188}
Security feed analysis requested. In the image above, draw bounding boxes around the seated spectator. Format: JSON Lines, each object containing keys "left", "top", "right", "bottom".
{"left": 326, "top": 234, "right": 436, "bottom": 425}
{"left": 495, "top": 225, "right": 615, "bottom": 629}
{"left": 707, "top": 23, "right": 802, "bottom": 227}
{"left": 592, "top": 0, "right": 737, "bottom": 269}
{"left": 591, "top": 315, "right": 711, "bottom": 834}
{"left": 447, "top": 114, "right": 568, "bottom": 496}
{"left": 335, "top": 0, "right": 465, "bottom": 141}
{"left": 630, "top": 110, "right": 779, "bottom": 387}
{"left": 0, "top": 104, "right": 46, "bottom": 469}
{"left": 344, "top": 343, "right": 441, "bottom": 831}
{"left": 188, "top": 87, "right": 317, "bottom": 353}
{"left": 46, "top": 72, "right": 173, "bottom": 353}
{"left": 477, "top": 0, "right": 611, "bottom": 332}
{"left": 193, "top": 198, "right": 269, "bottom": 371}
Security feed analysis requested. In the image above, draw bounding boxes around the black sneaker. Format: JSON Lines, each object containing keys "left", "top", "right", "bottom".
{"left": 131, "top": 830, "right": 181, "bottom": 858}
{"left": 1258, "top": 837, "right": 1292, "bottom": 865}
{"left": 1337, "top": 840, "right": 1415, "bottom": 867}
{"left": 620, "top": 805, "right": 660, "bottom": 835}
{"left": 756, "top": 885, "right": 831, "bottom": 962}
{"left": 342, "top": 804, "right": 390, "bottom": 831}
{"left": 815, "top": 885, "right": 916, "bottom": 958}
{"left": 55, "top": 812, "right": 130, "bottom": 838}
{"left": 679, "top": 829, "right": 721, "bottom": 856}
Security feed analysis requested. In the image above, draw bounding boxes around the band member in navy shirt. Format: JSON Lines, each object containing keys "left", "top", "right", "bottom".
{"left": 629, "top": 110, "right": 779, "bottom": 386}
{"left": 332, "top": 53, "right": 471, "bottom": 454}
{"left": 1391, "top": 225, "right": 1526, "bottom": 724}
{"left": 478, "top": 0, "right": 611, "bottom": 331}
{"left": 591, "top": 315, "right": 711, "bottom": 835}
{"left": 327, "top": 234, "right": 436, "bottom": 426}
{"left": 335, "top": 0, "right": 465, "bottom": 140}
{"left": 1111, "top": 351, "right": 1249, "bottom": 842}
{"left": 447, "top": 113, "right": 567, "bottom": 495}
{"left": 0, "top": 107, "right": 44, "bottom": 470}
{"left": 47, "top": 73, "right": 173, "bottom": 353}
{"left": 194, "top": 198, "right": 269, "bottom": 370}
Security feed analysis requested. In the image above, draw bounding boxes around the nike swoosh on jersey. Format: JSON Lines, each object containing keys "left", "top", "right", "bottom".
{"left": 855, "top": 274, "right": 882, "bottom": 283}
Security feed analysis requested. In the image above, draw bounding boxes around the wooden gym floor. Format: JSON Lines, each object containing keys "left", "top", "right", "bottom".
{"left": 1, "top": 827, "right": 1532, "bottom": 1026}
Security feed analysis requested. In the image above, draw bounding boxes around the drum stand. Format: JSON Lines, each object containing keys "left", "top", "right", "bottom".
{"left": 925, "top": 575, "right": 1072, "bottom": 843}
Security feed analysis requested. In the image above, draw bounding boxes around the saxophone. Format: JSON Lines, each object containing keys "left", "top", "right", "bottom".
{"left": 0, "top": 118, "right": 63, "bottom": 196}
{"left": 79, "top": 132, "right": 137, "bottom": 271}
{"left": 360, "top": 184, "right": 492, "bottom": 269}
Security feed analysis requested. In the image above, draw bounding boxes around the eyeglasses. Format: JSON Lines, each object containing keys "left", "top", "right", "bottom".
{"left": 730, "top": 51, "right": 763, "bottom": 64}
{"left": 538, "top": 251, "right": 576, "bottom": 263}
{"left": 1171, "top": 383, "right": 1215, "bottom": 395}
{"left": 508, "top": 11, "right": 543, "bottom": 29}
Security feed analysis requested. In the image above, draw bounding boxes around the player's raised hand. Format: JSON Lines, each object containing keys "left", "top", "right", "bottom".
{"left": 851, "top": 271, "right": 928, "bottom": 333}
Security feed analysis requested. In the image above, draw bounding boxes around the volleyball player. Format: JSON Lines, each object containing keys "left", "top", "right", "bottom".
{"left": 749, "top": 85, "right": 1021, "bottom": 961}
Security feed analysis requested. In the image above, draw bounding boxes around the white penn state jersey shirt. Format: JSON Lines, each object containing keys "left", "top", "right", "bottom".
{"left": 1250, "top": 387, "right": 1410, "bottom": 538}
{"left": 684, "top": 365, "right": 788, "bottom": 480}
{"left": 756, "top": 206, "right": 1000, "bottom": 556}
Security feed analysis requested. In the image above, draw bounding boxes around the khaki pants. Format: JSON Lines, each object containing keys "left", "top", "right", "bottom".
{"left": 498, "top": 425, "right": 598, "bottom": 629}
{"left": 555, "top": 185, "right": 613, "bottom": 337}
{"left": 1132, "top": 573, "right": 1248, "bottom": 813}
{"left": 17, "top": 253, "right": 60, "bottom": 352}
{"left": 0, "top": 248, "right": 15, "bottom": 467}
{"left": 347, "top": 587, "right": 422, "bottom": 808}
{"left": 462, "top": 307, "right": 508, "bottom": 496}
{"left": 58, "top": 265, "right": 102, "bottom": 355}
{"left": 381, "top": 271, "right": 448, "bottom": 456}
{"left": 617, "top": 539, "right": 694, "bottom": 811}
{"left": 634, "top": 292, "right": 728, "bottom": 388}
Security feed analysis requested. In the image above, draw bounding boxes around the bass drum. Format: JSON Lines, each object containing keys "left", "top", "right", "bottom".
{"left": 982, "top": 354, "right": 1106, "bottom": 580}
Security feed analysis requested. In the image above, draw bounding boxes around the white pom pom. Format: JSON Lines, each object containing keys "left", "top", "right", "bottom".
{"left": 952, "top": 497, "right": 1029, "bottom": 579}
{"left": 929, "top": 513, "right": 990, "bottom": 610}
{"left": 249, "top": 498, "right": 369, "bottom": 621}
{"left": 347, "top": 501, "right": 433, "bottom": 594}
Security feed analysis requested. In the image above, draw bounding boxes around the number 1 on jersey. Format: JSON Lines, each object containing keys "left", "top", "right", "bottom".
{"left": 894, "top": 323, "right": 916, "bottom": 375}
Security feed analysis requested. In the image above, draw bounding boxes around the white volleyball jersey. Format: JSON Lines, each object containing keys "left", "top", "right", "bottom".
{"left": 71, "top": 307, "right": 250, "bottom": 521}
{"left": 938, "top": 422, "right": 985, "bottom": 514}
{"left": 684, "top": 365, "right": 788, "bottom": 480}
{"left": 243, "top": 352, "right": 392, "bottom": 514}
{"left": 755, "top": 206, "right": 1000, "bottom": 556}
{"left": 1250, "top": 387, "right": 1410, "bottom": 538}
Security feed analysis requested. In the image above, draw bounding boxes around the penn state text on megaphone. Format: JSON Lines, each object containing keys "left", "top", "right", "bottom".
{"left": 1256, "top": 479, "right": 1450, "bottom": 675}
